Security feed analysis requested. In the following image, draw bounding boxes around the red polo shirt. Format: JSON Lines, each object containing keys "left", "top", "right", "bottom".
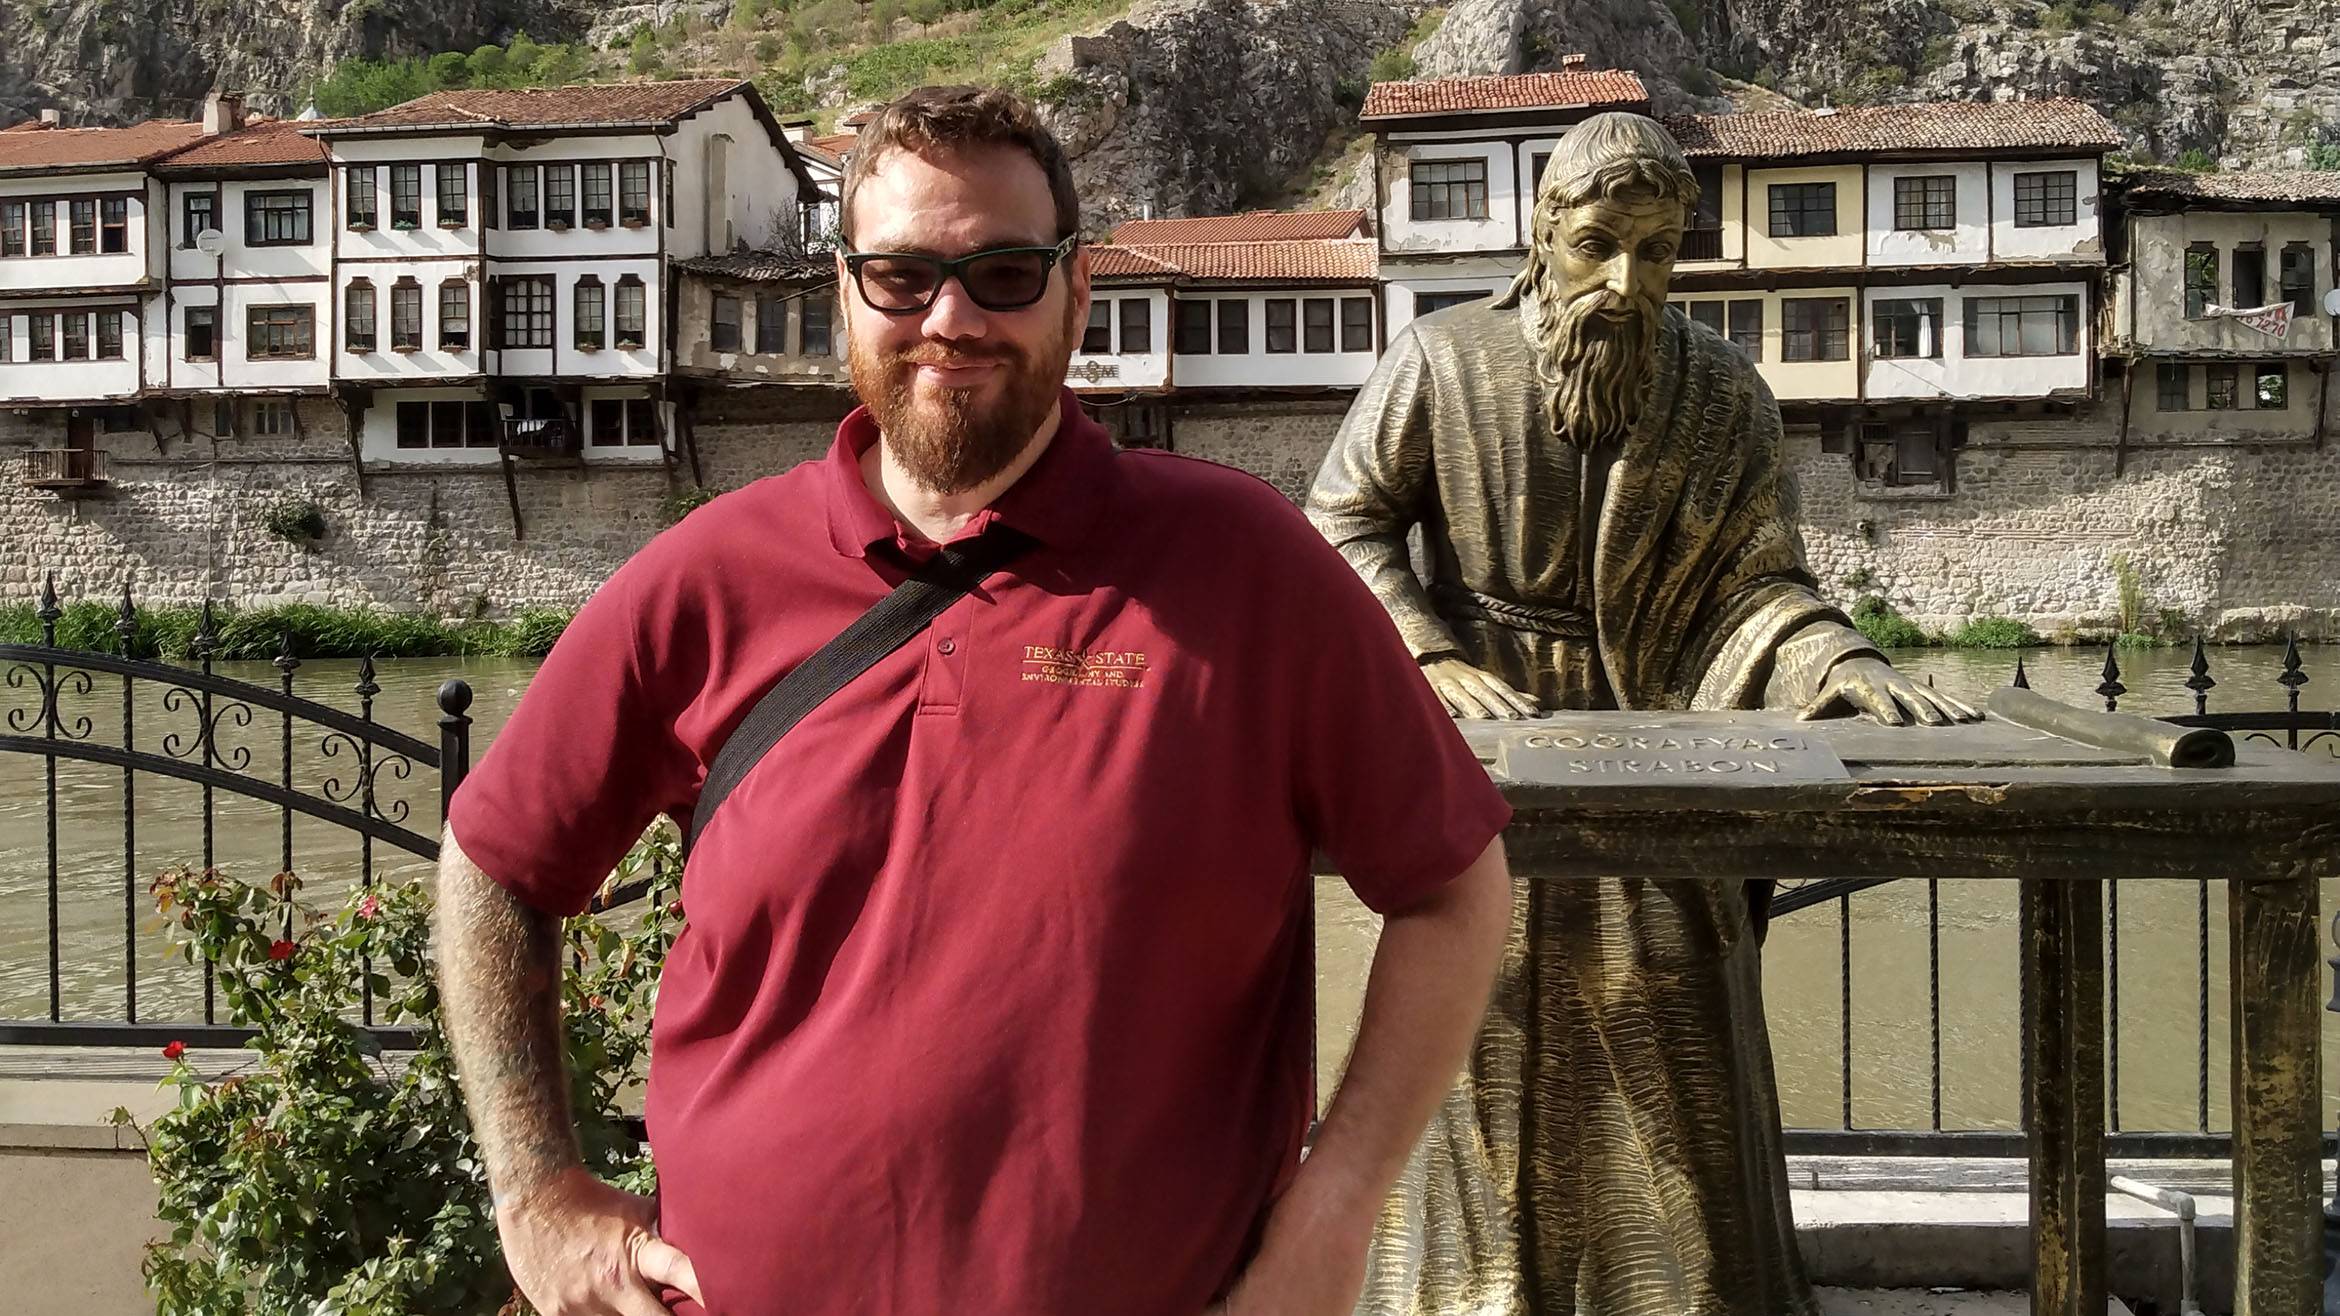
{"left": 449, "top": 390, "right": 1510, "bottom": 1315}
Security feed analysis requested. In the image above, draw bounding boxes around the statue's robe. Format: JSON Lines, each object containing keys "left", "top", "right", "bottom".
{"left": 1305, "top": 297, "right": 1878, "bottom": 1316}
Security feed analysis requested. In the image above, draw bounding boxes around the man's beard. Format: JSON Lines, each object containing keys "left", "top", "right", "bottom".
{"left": 1528, "top": 268, "right": 1660, "bottom": 448}
{"left": 848, "top": 301, "right": 1075, "bottom": 496}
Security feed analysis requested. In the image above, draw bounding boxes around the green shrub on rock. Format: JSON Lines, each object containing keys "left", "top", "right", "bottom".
{"left": 1851, "top": 595, "right": 1931, "bottom": 649}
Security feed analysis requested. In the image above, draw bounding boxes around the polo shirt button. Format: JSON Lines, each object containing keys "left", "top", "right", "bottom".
{"left": 937, "top": 638, "right": 957, "bottom": 655}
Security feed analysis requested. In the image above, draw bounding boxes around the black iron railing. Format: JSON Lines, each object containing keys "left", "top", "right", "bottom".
{"left": 0, "top": 579, "right": 471, "bottom": 1049}
{"left": 1772, "top": 634, "right": 2333, "bottom": 1156}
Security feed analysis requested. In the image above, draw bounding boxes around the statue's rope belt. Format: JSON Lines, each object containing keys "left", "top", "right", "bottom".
{"left": 1431, "top": 582, "right": 1595, "bottom": 639}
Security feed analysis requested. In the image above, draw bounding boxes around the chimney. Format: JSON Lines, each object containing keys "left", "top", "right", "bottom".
{"left": 202, "top": 91, "right": 246, "bottom": 136}
{"left": 1559, "top": 53, "right": 1587, "bottom": 68}
{"left": 37, "top": 108, "right": 60, "bottom": 127}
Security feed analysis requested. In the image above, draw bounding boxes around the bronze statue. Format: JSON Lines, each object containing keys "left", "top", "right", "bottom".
{"left": 1306, "top": 112, "right": 1977, "bottom": 1316}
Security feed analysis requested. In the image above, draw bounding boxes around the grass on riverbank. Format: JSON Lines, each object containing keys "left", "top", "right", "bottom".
{"left": 0, "top": 601, "right": 573, "bottom": 661}
{"left": 1852, "top": 596, "right": 2047, "bottom": 651}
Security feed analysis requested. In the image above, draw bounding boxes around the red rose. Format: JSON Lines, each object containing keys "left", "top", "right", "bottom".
{"left": 356, "top": 895, "right": 381, "bottom": 921}
{"left": 162, "top": 1040, "right": 185, "bottom": 1060}
{"left": 268, "top": 939, "right": 296, "bottom": 961}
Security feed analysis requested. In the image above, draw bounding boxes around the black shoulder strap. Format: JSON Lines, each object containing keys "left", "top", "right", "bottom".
{"left": 684, "top": 525, "right": 1037, "bottom": 853}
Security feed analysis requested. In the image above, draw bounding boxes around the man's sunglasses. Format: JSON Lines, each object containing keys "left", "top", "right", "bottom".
{"left": 842, "top": 235, "right": 1078, "bottom": 315}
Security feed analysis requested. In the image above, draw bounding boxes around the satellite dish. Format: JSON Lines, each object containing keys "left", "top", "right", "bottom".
{"left": 2323, "top": 287, "right": 2340, "bottom": 317}
{"left": 194, "top": 228, "right": 226, "bottom": 256}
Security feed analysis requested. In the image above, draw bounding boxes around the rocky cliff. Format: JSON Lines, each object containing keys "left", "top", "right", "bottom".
{"left": 0, "top": 0, "right": 581, "bottom": 126}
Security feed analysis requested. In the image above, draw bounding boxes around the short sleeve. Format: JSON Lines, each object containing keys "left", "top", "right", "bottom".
{"left": 1285, "top": 527, "right": 1511, "bottom": 914}
{"left": 446, "top": 554, "right": 702, "bottom": 917}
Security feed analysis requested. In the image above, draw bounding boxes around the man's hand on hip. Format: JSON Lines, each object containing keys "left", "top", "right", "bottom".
{"left": 498, "top": 1166, "right": 704, "bottom": 1316}
{"left": 1421, "top": 654, "right": 1541, "bottom": 719}
{"left": 1205, "top": 1181, "right": 1373, "bottom": 1316}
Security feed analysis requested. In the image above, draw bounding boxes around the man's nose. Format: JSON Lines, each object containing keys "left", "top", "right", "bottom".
{"left": 1604, "top": 253, "right": 1639, "bottom": 298}
{"left": 920, "top": 276, "right": 990, "bottom": 341}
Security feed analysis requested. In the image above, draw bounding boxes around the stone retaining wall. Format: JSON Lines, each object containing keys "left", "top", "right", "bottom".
{"left": 4, "top": 392, "right": 2337, "bottom": 638}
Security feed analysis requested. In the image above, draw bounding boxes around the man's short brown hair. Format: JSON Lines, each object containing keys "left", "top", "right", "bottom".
{"left": 839, "top": 85, "right": 1080, "bottom": 245}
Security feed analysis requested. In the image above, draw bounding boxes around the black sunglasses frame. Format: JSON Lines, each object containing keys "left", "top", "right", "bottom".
{"left": 840, "top": 235, "right": 1079, "bottom": 315}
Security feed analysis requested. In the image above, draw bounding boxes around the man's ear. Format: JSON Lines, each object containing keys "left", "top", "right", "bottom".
{"left": 1068, "top": 240, "right": 1093, "bottom": 327}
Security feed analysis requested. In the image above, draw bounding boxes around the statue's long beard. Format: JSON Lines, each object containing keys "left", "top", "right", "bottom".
{"left": 1530, "top": 273, "right": 1660, "bottom": 448}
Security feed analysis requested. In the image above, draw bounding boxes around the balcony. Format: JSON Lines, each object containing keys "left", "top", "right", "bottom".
{"left": 1680, "top": 227, "right": 1725, "bottom": 262}
{"left": 22, "top": 449, "right": 110, "bottom": 497}
{"left": 500, "top": 416, "right": 580, "bottom": 460}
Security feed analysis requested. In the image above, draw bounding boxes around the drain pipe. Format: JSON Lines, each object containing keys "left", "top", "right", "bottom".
{"left": 2109, "top": 1175, "right": 2200, "bottom": 1316}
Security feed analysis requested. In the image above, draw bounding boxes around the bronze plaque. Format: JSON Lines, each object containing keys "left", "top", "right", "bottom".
{"left": 1493, "top": 720, "right": 1850, "bottom": 786}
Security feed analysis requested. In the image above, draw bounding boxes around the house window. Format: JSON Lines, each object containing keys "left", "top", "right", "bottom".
{"left": 1083, "top": 302, "right": 1113, "bottom": 354}
{"left": 30, "top": 201, "right": 55, "bottom": 255}
{"left": 2156, "top": 362, "right": 2189, "bottom": 410}
{"left": 62, "top": 312, "right": 88, "bottom": 359}
{"left": 99, "top": 197, "right": 127, "bottom": 253}
{"left": 1410, "top": 159, "right": 1488, "bottom": 221}
{"left": 440, "top": 280, "right": 470, "bottom": 350}
{"left": 2280, "top": 243, "right": 2315, "bottom": 316}
{"left": 345, "top": 169, "right": 375, "bottom": 228}
{"left": 710, "top": 293, "right": 740, "bottom": 351}
{"left": 246, "top": 190, "right": 313, "bottom": 246}
{"left": 390, "top": 279, "right": 422, "bottom": 350}
{"left": 181, "top": 192, "right": 214, "bottom": 248}
{"left": 394, "top": 400, "right": 498, "bottom": 449}
{"left": 95, "top": 310, "right": 121, "bottom": 359}
{"left": 506, "top": 166, "right": 539, "bottom": 228}
{"left": 545, "top": 165, "right": 576, "bottom": 228}
{"left": 1682, "top": 301, "right": 1724, "bottom": 334}
{"left": 1415, "top": 290, "right": 1491, "bottom": 315}
{"left": 250, "top": 400, "right": 293, "bottom": 437}
{"left": 1265, "top": 298, "right": 1297, "bottom": 353}
{"left": 1174, "top": 300, "right": 1212, "bottom": 354}
{"left": 2256, "top": 361, "right": 2288, "bottom": 409}
{"left": 500, "top": 276, "right": 555, "bottom": 348}
{"left": 1873, "top": 298, "right": 1944, "bottom": 359}
{"left": 1302, "top": 298, "right": 1336, "bottom": 353}
{"left": 798, "top": 293, "right": 831, "bottom": 355}
{"left": 2231, "top": 245, "right": 2266, "bottom": 308}
{"left": 2206, "top": 363, "right": 2238, "bottom": 410}
{"left": 620, "top": 161, "right": 652, "bottom": 225}
{"left": 185, "top": 306, "right": 216, "bottom": 360}
{"left": 0, "top": 201, "right": 22, "bottom": 257}
{"left": 1217, "top": 299, "right": 1248, "bottom": 353}
{"left": 247, "top": 305, "right": 316, "bottom": 359}
{"left": 582, "top": 163, "right": 613, "bottom": 226}
{"left": 27, "top": 312, "right": 54, "bottom": 360}
{"left": 2184, "top": 243, "right": 2217, "bottom": 318}
{"left": 1965, "top": 294, "right": 2078, "bottom": 357}
{"left": 1768, "top": 182, "right": 1836, "bottom": 238}
{"left": 68, "top": 199, "right": 95, "bottom": 254}
{"left": 432, "top": 163, "right": 467, "bottom": 226}
{"left": 479, "top": 164, "right": 497, "bottom": 232}
{"left": 625, "top": 398, "right": 658, "bottom": 446}
{"left": 756, "top": 296, "right": 788, "bottom": 353}
{"left": 1118, "top": 298, "right": 1151, "bottom": 355}
{"left": 0, "top": 316, "right": 10, "bottom": 361}
{"left": 1530, "top": 151, "right": 1551, "bottom": 194}
{"left": 1341, "top": 296, "right": 1373, "bottom": 351}
{"left": 1780, "top": 297, "right": 1849, "bottom": 361}
{"left": 389, "top": 165, "right": 422, "bottom": 228}
{"left": 615, "top": 275, "right": 647, "bottom": 349}
{"left": 345, "top": 280, "right": 376, "bottom": 352}
{"left": 2012, "top": 170, "right": 2077, "bottom": 227}
{"left": 1893, "top": 175, "right": 1956, "bottom": 231}
{"left": 588, "top": 396, "right": 661, "bottom": 446}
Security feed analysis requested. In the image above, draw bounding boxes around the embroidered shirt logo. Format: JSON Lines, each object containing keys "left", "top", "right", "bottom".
{"left": 1021, "top": 645, "right": 1150, "bottom": 688}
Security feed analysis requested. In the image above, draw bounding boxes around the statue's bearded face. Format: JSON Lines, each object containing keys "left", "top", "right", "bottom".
{"left": 1528, "top": 190, "right": 1683, "bottom": 446}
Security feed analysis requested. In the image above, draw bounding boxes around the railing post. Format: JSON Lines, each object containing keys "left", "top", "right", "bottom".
{"left": 117, "top": 583, "right": 137, "bottom": 1023}
{"left": 438, "top": 678, "right": 473, "bottom": 824}
{"left": 38, "top": 574, "right": 60, "bottom": 1023}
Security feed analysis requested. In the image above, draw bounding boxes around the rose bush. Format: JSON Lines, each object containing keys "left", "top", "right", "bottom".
{"left": 116, "top": 827, "right": 684, "bottom": 1316}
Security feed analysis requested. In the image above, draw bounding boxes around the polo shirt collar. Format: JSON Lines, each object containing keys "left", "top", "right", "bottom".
{"left": 824, "top": 388, "right": 1115, "bottom": 558}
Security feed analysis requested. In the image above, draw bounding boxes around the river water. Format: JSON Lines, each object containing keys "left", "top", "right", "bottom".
{"left": 4, "top": 644, "right": 2333, "bottom": 1135}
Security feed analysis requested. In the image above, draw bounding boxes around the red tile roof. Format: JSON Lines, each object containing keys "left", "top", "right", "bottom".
{"left": 1662, "top": 99, "right": 2124, "bottom": 161}
{"left": 312, "top": 79, "right": 749, "bottom": 134}
{"left": 2116, "top": 167, "right": 2340, "bottom": 205}
{"left": 0, "top": 119, "right": 210, "bottom": 173}
{"left": 806, "top": 131, "right": 858, "bottom": 160}
{"left": 1089, "top": 239, "right": 1377, "bottom": 284}
{"left": 155, "top": 118, "right": 332, "bottom": 170}
{"left": 1109, "top": 209, "right": 1367, "bottom": 244}
{"left": 1362, "top": 69, "right": 1649, "bottom": 120}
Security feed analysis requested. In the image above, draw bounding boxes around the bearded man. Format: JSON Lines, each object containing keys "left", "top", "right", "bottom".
{"left": 1306, "top": 113, "right": 1975, "bottom": 1316}
{"left": 436, "top": 84, "right": 1517, "bottom": 1316}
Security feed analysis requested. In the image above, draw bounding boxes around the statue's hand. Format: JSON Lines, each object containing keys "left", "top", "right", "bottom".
{"left": 1798, "top": 656, "right": 1979, "bottom": 727}
{"left": 1421, "top": 654, "right": 1542, "bottom": 720}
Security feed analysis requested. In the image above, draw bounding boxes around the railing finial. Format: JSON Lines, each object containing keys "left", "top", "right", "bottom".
{"left": 2097, "top": 646, "right": 2126, "bottom": 712}
{"left": 273, "top": 627, "right": 299, "bottom": 680}
{"left": 191, "top": 600, "right": 217, "bottom": 663}
{"left": 36, "top": 573, "right": 60, "bottom": 644}
{"left": 2280, "top": 632, "right": 2308, "bottom": 693}
{"left": 2185, "top": 634, "right": 2216, "bottom": 717}
{"left": 2012, "top": 653, "right": 2031, "bottom": 690}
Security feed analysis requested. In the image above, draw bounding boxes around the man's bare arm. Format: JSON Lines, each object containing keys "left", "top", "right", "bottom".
{"left": 1216, "top": 835, "right": 1513, "bottom": 1315}
{"left": 435, "top": 826, "right": 580, "bottom": 1201}
{"left": 436, "top": 827, "right": 702, "bottom": 1315}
